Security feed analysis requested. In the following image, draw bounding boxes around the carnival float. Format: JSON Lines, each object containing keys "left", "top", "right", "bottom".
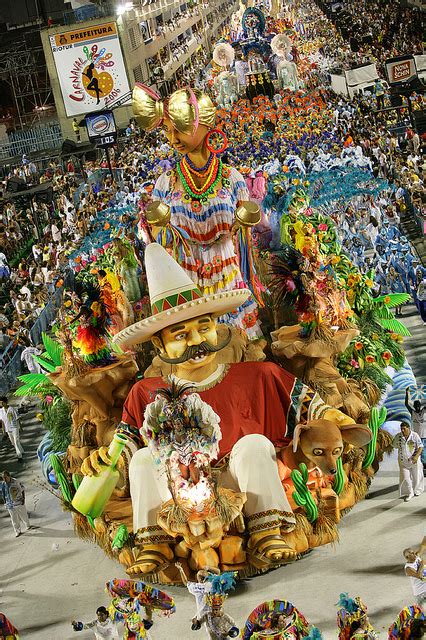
{"left": 16, "top": 5, "right": 417, "bottom": 593}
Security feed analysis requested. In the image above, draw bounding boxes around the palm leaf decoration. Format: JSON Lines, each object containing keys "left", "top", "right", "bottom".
{"left": 14, "top": 372, "right": 50, "bottom": 396}
{"left": 42, "top": 332, "right": 63, "bottom": 367}
{"left": 377, "top": 318, "right": 411, "bottom": 336}
{"left": 33, "top": 355, "right": 57, "bottom": 373}
{"left": 375, "top": 293, "right": 411, "bottom": 306}
{"left": 374, "top": 305, "right": 393, "bottom": 319}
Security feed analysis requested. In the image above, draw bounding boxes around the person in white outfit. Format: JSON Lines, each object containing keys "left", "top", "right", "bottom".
{"left": 176, "top": 562, "right": 217, "bottom": 628}
{"left": 403, "top": 548, "right": 426, "bottom": 606}
{"left": 0, "top": 397, "right": 24, "bottom": 460}
{"left": 0, "top": 471, "right": 30, "bottom": 537}
{"left": 20, "top": 344, "right": 42, "bottom": 374}
{"left": 392, "top": 422, "right": 424, "bottom": 501}
{"left": 72, "top": 606, "right": 119, "bottom": 639}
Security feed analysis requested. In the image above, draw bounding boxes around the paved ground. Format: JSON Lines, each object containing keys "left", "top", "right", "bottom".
{"left": 0, "top": 307, "right": 424, "bottom": 639}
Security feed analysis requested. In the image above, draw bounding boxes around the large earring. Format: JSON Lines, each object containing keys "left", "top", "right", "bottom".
{"left": 205, "top": 129, "right": 228, "bottom": 155}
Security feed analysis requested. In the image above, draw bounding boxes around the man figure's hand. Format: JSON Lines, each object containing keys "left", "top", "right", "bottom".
{"left": 80, "top": 446, "right": 124, "bottom": 476}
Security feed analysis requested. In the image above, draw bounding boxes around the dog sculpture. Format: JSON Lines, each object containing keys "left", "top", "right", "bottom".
{"left": 278, "top": 419, "right": 372, "bottom": 516}
{"left": 281, "top": 419, "right": 372, "bottom": 477}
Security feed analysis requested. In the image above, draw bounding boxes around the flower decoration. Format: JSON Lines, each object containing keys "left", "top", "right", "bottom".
{"left": 354, "top": 342, "right": 363, "bottom": 351}
{"left": 365, "top": 355, "right": 375, "bottom": 363}
{"left": 201, "top": 263, "right": 213, "bottom": 276}
{"left": 350, "top": 359, "right": 360, "bottom": 369}
{"left": 382, "top": 351, "right": 392, "bottom": 361}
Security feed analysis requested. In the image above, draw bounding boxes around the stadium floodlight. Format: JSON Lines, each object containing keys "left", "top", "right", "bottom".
{"left": 117, "top": 2, "right": 133, "bottom": 15}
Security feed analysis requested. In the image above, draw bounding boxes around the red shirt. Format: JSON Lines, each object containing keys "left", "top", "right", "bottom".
{"left": 121, "top": 362, "right": 303, "bottom": 461}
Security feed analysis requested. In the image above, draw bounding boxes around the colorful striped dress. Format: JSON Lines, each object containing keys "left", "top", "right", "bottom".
{"left": 152, "top": 164, "right": 262, "bottom": 338}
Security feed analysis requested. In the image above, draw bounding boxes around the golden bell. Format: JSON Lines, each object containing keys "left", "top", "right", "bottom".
{"left": 145, "top": 201, "right": 171, "bottom": 226}
{"left": 235, "top": 201, "right": 261, "bottom": 227}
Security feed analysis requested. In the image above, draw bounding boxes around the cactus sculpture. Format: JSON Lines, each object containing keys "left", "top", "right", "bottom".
{"left": 291, "top": 463, "right": 319, "bottom": 522}
{"left": 112, "top": 524, "right": 129, "bottom": 551}
{"left": 362, "top": 406, "right": 387, "bottom": 469}
{"left": 332, "top": 457, "right": 345, "bottom": 495}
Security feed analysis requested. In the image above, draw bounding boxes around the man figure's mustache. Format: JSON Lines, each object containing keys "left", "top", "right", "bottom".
{"left": 158, "top": 328, "right": 232, "bottom": 364}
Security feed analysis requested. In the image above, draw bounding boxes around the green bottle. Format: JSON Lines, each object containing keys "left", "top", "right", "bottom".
{"left": 71, "top": 433, "right": 128, "bottom": 519}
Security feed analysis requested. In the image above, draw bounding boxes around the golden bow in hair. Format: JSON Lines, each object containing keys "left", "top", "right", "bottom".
{"left": 132, "top": 84, "right": 216, "bottom": 135}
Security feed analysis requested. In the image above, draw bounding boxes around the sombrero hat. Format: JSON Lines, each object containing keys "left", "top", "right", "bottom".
{"left": 113, "top": 243, "right": 250, "bottom": 347}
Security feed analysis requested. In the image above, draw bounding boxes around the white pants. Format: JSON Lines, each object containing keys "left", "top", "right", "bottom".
{"left": 399, "top": 460, "right": 424, "bottom": 497}
{"left": 8, "top": 504, "right": 30, "bottom": 534}
{"left": 7, "top": 430, "right": 24, "bottom": 458}
{"left": 129, "top": 434, "right": 295, "bottom": 539}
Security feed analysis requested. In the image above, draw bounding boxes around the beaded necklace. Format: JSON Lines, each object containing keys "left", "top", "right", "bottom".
{"left": 177, "top": 154, "right": 223, "bottom": 202}
{"left": 184, "top": 152, "right": 214, "bottom": 173}
{"left": 181, "top": 156, "right": 214, "bottom": 178}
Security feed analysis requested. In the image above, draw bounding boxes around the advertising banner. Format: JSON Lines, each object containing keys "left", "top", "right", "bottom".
{"left": 49, "top": 22, "right": 131, "bottom": 117}
{"left": 385, "top": 56, "right": 417, "bottom": 85}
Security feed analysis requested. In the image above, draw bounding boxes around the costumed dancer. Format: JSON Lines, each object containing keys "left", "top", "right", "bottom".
{"left": 336, "top": 594, "right": 378, "bottom": 640}
{"left": 105, "top": 578, "right": 176, "bottom": 640}
{"left": 80, "top": 244, "right": 361, "bottom": 577}
{"left": 132, "top": 84, "right": 264, "bottom": 338}
{"left": 388, "top": 604, "right": 425, "bottom": 638}
{"left": 0, "top": 613, "right": 20, "bottom": 639}
{"left": 192, "top": 571, "right": 239, "bottom": 640}
{"left": 241, "top": 599, "right": 310, "bottom": 639}
{"left": 271, "top": 34, "right": 300, "bottom": 92}
{"left": 212, "top": 43, "right": 239, "bottom": 110}
{"left": 403, "top": 549, "right": 426, "bottom": 607}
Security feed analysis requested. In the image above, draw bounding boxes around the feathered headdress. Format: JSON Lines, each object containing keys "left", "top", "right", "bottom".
{"left": 213, "top": 42, "right": 235, "bottom": 68}
{"left": 271, "top": 33, "right": 293, "bottom": 58}
{"left": 206, "top": 571, "right": 238, "bottom": 595}
{"left": 269, "top": 245, "right": 308, "bottom": 308}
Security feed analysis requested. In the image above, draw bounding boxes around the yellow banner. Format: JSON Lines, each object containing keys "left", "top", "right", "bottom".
{"left": 54, "top": 22, "right": 117, "bottom": 47}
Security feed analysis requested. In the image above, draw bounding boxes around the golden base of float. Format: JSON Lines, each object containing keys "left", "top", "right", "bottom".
{"left": 68, "top": 434, "right": 391, "bottom": 586}
{"left": 61, "top": 327, "right": 393, "bottom": 585}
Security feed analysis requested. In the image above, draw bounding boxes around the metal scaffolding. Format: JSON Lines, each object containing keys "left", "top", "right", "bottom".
{"left": 0, "top": 35, "right": 54, "bottom": 129}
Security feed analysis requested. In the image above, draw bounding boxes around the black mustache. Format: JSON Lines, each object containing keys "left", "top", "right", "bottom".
{"left": 158, "top": 329, "right": 232, "bottom": 364}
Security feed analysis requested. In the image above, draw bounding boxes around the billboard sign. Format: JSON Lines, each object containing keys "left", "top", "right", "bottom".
{"left": 385, "top": 56, "right": 417, "bottom": 85}
{"left": 85, "top": 110, "right": 117, "bottom": 146}
{"left": 49, "top": 22, "right": 131, "bottom": 117}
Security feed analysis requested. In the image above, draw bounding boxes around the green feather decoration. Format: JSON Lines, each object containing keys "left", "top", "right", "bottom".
{"left": 42, "top": 332, "right": 64, "bottom": 367}
{"left": 109, "top": 338, "right": 124, "bottom": 355}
